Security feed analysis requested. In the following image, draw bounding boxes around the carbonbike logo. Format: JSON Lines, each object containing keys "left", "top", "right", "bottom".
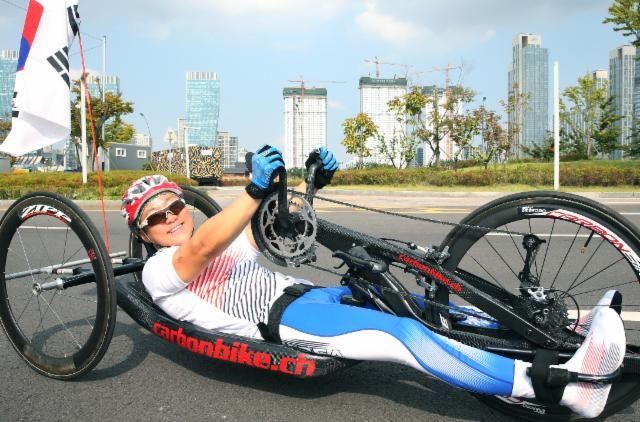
{"left": 152, "top": 323, "right": 316, "bottom": 376}
{"left": 519, "top": 206, "right": 550, "bottom": 216}
{"left": 399, "top": 254, "right": 463, "bottom": 293}
{"left": 495, "top": 397, "right": 547, "bottom": 415}
{"left": 547, "top": 209, "right": 640, "bottom": 275}
{"left": 20, "top": 204, "right": 72, "bottom": 223}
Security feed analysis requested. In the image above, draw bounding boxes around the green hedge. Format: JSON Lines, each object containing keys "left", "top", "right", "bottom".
{"left": 331, "top": 161, "right": 640, "bottom": 187}
{"left": 0, "top": 171, "right": 196, "bottom": 200}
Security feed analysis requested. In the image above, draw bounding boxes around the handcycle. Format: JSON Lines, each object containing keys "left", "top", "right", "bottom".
{"left": 1, "top": 161, "right": 639, "bottom": 421}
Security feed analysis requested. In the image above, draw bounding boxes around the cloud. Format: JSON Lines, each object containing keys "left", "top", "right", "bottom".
{"left": 271, "top": 41, "right": 312, "bottom": 51}
{"left": 354, "top": 0, "right": 605, "bottom": 51}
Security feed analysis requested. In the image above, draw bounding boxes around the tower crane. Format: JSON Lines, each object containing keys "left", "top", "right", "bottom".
{"left": 364, "top": 56, "right": 412, "bottom": 78}
{"left": 425, "top": 63, "right": 462, "bottom": 90}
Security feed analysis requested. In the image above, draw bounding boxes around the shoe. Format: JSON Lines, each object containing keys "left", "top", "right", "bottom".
{"left": 568, "top": 290, "right": 622, "bottom": 336}
{"left": 559, "top": 306, "right": 626, "bottom": 418}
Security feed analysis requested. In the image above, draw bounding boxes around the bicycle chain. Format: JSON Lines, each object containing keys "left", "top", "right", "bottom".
{"left": 288, "top": 189, "right": 531, "bottom": 237}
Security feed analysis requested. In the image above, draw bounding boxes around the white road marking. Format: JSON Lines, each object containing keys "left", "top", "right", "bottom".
{"left": 18, "top": 226, "right": 69, "bottom": 230}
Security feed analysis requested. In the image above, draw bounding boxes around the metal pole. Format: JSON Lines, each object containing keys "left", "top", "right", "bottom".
{"left": 81, "top": 78, "right": 88, "bottom": 184}
{"left": 553, "top": 61, "right": 560, "bottom": 191}
{"left": 140, "top": 113, "right": 152, "bottom": 148}
{"left": 101, "top": 36, "right": 106, "bottom": 171}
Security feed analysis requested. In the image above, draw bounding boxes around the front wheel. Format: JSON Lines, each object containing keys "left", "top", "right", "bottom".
{"left": 440, "top": 191, "right": 640, "bottom": 420}
{"left": 0, "top": 192, "right": 116, "bottom": 379}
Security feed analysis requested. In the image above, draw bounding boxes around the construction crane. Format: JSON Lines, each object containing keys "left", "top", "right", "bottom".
{"left": 286, "top": 76, "right": 344, "bottom": 168}
{"left": 425, "top": 63, "right": 462, "bottom": 90}
{"left": 364, "top": 56, "right": 412, "bottom": 78}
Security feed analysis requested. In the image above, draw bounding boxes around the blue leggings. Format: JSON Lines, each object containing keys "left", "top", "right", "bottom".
{"left": 280, "top": 287, "right": 515, "bottom": 396}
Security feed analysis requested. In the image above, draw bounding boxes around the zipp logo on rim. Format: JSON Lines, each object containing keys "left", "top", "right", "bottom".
{"left": 20, "top": 205, "right": 72, "bottom": 223}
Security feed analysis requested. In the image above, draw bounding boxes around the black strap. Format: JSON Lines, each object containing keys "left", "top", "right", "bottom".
{"left": 261, "top": 284, "right": 318, "bottom": 343}
{"left": 530, "top": 349, "right": 567, "bottom": 404}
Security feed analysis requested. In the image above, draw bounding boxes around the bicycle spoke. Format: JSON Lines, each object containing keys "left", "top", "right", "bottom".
{"left": 35, "top": 224, "right": 54, "bottom": 271}
{"left": 570, "top": 280, "right": 636, "bottom": 298}
{"left": 566, "top": 257, "right": 626, "bottom": 294}
{"left": 482, "top": 236, "right": 520, "bottom": 280}
{"left": 550, "top": 225, "right": 581, "bottom": 290}
{"left": 564, "top": 238, "right": 605, "bottom": 293}
{"left": 37, "top": 292, "right": 82, "bottom": 350}
{"left": 14, "top": 292, "right": 35, "bottom": 324}
{"left": 468, "top": 253, "right": 506, "bottom": 290}
{"left": 32, "top": 290, "right": 60, "bottom": 342}
{"left": 505, "top": 223, "right": 526, "bottom": 264}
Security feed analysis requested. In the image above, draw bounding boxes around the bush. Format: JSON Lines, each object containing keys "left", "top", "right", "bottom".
{"left": 331, "top": 161, "right": 640, "bottom": 187}
{"left": 0, "top": 170, "right": 196, "bottom": 200}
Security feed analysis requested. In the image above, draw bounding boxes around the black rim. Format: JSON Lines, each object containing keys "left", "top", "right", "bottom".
{"left": 0, "top": 193, "right": 115, "bottom": 378}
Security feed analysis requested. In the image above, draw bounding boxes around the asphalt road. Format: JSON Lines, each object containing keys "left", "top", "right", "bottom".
{"left": 1, "top": 191, "right": 639, "bottom": 421}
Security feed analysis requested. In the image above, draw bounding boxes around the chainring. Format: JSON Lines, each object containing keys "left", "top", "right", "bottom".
{"left": 251, "top": 191, "right": 318, "bottom": 267}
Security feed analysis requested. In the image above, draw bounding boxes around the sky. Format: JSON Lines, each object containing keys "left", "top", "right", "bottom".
{"left": 0, "top": 0, "right": 633, "bottom": 161}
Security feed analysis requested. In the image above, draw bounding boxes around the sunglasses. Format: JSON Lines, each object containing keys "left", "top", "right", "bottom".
{"left": 139, "top": 199, "right": 186, "bottom": 229}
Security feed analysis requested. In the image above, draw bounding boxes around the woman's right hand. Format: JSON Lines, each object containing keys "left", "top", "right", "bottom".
{"left": 245, "top": 145, "right": 285, "bottom": 199}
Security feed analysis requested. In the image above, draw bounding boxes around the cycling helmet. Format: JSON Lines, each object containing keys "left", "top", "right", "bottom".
{"left": 121, "top": 175, "right": 183, "bottom": 229}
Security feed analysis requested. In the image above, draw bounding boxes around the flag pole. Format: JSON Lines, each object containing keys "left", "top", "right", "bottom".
{"left": 553, "top": 61, "right": 560, "bottom": 191}
{"left": 81, "top": 76, "right": 88, "bottom": 184}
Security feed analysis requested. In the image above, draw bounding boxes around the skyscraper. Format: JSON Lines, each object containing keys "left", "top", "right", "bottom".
{"left": 186, "top": 71, "right": 220, "bottom": 148}
{"left": 611, "top": 45, "right": 636, "bottom": 159}
{"left": 216, "top": 131, "right": 239, "bottom": 168}
{"left": 86, "top": 74, "right": 120, "bottom": 98}
{"left": 359, "top": 77, "right": 407, "bottom": 165}
{"left": 283, "top": 87, "right": 327, "bottom": 169}
{"left": 593, "top": 69, "right": 609, "bottom": 94}
{"left": 508, "top": 33, "right": 549, "bottom": 157}
{"left": 0, "top": 50, "right": 18, "bottom": 120}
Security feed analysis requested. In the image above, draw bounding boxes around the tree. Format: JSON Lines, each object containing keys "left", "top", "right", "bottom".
{"left": 501, "top": 86, "right": 529, "bottom": 160}
{"left": 341, "top": 113, "right": 377, "bottom": 168}
{"left": 447, "top": 111, "right": 481, "bottom": 168}
{"left": 604, "top": 0, "right": 640, "bottom": 46}
{"left": 471, "top": 109, "right": 509, "bottom": 169}
{"left": 389, "top": 85, "right": 475, "bottom": 167}
{"left": 523, "top": 131, "right": 555, "bottom": 161}
{"left": 0, "top": 119, "right": 10, "bottom": 144}
{"left": 70, "top": 75, "right": 135, "bottom": 167}
{"left": 380, "top": 87, "right": 426, "bottom": 168}
{"left": 560, "top": 72, "right": 620, "bottom": 159}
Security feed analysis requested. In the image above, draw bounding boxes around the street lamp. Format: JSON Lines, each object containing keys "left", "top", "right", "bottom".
{"left": 139, "top": 112, "right": 152, "bottom": 149}
{"left": 163, "top": 128, "right": 176, "bottom": 174}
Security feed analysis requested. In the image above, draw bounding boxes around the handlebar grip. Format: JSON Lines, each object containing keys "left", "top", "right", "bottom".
{"left": 245, "top": 152, "right": 254, "bottom": 172}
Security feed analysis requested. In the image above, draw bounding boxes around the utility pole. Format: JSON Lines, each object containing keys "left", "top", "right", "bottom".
{"left": 101, "top": 35, "right": 106, "bottom": 171}
{"left": 80, "top": 78, "right": 87, "bottom": 184}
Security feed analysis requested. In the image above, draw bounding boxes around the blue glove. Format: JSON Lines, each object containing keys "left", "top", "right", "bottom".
{"left": 245, "top": 144, "right": 285, "bottom": 199}
{"left": 305, "top": 146, "right": 338, "bottom": 189}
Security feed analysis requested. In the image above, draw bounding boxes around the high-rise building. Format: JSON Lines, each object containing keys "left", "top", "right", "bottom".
{"left": 86, "top": 74, "right": 120, "bottom": 98}
{"left": 359, "top": 77, "right": 407, "bottom": 165}
{"left": 0, "top": 50, "right": 18, "bottom": 120}
{"left": 186, "top": 71, "right": 220, "bottom": 148}
{"left": 593, "top": 69, "right": 609, "bottom": 94}
{"left": 216, "top": 131, "right": 239, "bottom": 168}
{"left": 283, "top": 87, "right": 327, "bottom": 169}
{"left": 176, "top": 117, "right": 186, "bottom": 148}
{"left": 508, "top": 33, "right": 549, "bottom": 157}
{"left": 610, "top": 45, "right": 636, "bottom": 159}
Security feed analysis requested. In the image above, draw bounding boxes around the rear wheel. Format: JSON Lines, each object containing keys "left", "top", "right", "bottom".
{"left": 128, "top": 185, "right": 222, "bottom": 282}
{"left": 0, "top": 192, "right": 116, "bottom": 379}
{"left": 440, "top": 191, "right": 640, "bottom": 420}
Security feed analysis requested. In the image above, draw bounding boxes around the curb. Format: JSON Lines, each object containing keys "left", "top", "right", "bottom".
{"left": 1, "top": 190, "right": 638, "bottom": 209}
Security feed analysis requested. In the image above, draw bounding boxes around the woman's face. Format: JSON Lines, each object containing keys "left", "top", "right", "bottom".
{"left": 138, "top": 192, "right": 194, "bottom": 247}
